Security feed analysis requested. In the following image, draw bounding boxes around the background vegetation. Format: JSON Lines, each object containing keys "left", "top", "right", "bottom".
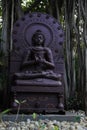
{"left": 0, "top": 0, "right": 87, "bottom": 114}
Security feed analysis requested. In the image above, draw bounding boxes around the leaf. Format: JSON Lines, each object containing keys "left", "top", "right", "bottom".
{"left": 14, "top": 99, "right": 20, "bottom": 104}
{"left": 0, "top": 109, "right": 11, "bottom": 115}
{"left": 32, "top": 113, "right": 37, "bottom": 120}
{"left": 54, "top": 125, "right": 59, "bottom": 130}
{"left": 0, "top": 61, "right": 3, "bottom": 66}
{"left": 41, "top": 124, "right": 46, "bottom": 129}
{"left": 21, "top": 100, "right": 26, "bottom": 104}
{"left": 75, "top": 116, "right": 80, "bottom": 122}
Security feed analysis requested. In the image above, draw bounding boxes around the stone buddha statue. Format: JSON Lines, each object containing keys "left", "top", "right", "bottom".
{"left": 14, "top": 30, "right": 61, "bottom": 81}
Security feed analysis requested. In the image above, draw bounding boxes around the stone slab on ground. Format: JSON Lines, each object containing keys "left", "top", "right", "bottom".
{"left": 2, "top": 113, "right": 82, "bottom": 122}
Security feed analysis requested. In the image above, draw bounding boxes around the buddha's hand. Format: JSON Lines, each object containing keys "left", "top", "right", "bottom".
{"left": 35, "top": 56, "right": 45, "bottom": 63}
{"left": 35, "top": 56, "right": 40, "bottom": 62}
{"left": 39, "top": 58, "right": 46, "bottom": 63}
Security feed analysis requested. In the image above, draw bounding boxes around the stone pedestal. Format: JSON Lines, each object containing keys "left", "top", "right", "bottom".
{"left": 11, "top": 84, "right": 64, "bottom": 114}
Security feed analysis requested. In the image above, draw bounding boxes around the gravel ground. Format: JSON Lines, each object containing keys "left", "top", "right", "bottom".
{"left": 0, "top": 110, "right": 87, "bottom": 130}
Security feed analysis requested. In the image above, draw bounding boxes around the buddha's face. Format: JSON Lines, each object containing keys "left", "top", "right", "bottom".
{"left": 32, "top": 31, "right": 45, "bottom": 46}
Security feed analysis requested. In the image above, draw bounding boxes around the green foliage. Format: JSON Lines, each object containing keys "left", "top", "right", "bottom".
{"left": 0, "top": 109, "right": 10, "bottom": 121}
{"left": 32, "top": 112, "right": 37, "bottom": 120}
{"left": 0, "top": 109, "right": 10, "bottom": 116}
{"left": 0, "top": 0, "right": 2, "bottom": 16}
{"left": 14, "top": 99, "right": 26, "bottom": 122}
{"left": 54, "top": 125, "right": 59, "bottom": 130}
{"left": 21, "top": 0, "right": 48, "bottom": 13}
{"left": 67, "top": 92, "right": 82, "bottom": 110}
{"left": 74, "top": 116, "right": 80, "bottom": 122}
{"left": 38, "top": 120, "right": 47, "bottom": 130}
{"left": 14, "top": 99, "right": 26, "bottom": 104}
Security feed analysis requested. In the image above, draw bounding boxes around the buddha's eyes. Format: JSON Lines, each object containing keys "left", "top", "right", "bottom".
{"left": 38, "top": 35, "right": 43, "bottom": 39}
{"left": 39, "top": 35, "right": 42, "bottom": 38}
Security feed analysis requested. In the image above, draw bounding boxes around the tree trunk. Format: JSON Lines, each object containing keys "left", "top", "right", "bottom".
{"left": 2, "top": 0, "right": 11, "bottom": 54}
{"left": 83, "top": 0, "right": 87, "bottom": 115}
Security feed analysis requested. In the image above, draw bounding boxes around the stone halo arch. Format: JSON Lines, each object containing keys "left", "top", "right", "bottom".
{"left": 12, "top": 12, "right": 64, "bottom": 53}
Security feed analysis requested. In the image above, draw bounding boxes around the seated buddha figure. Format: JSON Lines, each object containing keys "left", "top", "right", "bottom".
{"left": 15, "top": 30, "right": 61, "bottom": 81}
